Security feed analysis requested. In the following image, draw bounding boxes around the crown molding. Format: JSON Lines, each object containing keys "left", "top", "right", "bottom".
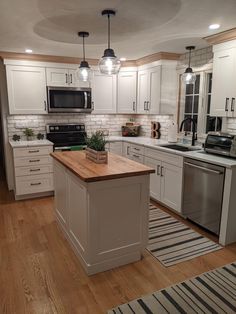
{"left": 204, "top": 28, "right": 236, "bottom": 45}
{"left": 0, "top": 51, "right": 180, "bottom": 67}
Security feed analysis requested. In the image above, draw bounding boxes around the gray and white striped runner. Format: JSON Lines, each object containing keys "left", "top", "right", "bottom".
{"left": 147, "top": 204, "right": 222, "bottom": 267}
{"left": 108, "top": 262, "right": 236, "bottom": 314}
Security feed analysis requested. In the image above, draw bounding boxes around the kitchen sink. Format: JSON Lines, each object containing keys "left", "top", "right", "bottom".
{"left": 159, "top": 144, "right": 202, "bottom": 152}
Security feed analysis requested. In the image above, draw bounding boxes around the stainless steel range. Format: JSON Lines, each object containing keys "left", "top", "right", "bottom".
{"left": 46, "top": 123, "right": 87, "bottom": 151}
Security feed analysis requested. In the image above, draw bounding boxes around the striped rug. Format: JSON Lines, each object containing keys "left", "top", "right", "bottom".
{"left": 108, "top": 262, "right": 236, "bottom": 314}
{"left": 147, "top": 204, "right": 222, "bottom": 267}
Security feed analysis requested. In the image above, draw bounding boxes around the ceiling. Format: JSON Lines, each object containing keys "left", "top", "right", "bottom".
{"left": 1, "top": 0, "right": 236, "bottom": 60}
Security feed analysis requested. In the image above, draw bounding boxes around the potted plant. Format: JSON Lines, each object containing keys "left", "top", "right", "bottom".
{"left": 23, "top": 128, "right": 35, "bottom": 141}
{"left": 85, "top": 131, "right": 108, "bottom": 164}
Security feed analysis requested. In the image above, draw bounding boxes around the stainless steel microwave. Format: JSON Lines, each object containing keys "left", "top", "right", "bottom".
{"left": 47, "top": 86, "right": 92, "bottom": 113}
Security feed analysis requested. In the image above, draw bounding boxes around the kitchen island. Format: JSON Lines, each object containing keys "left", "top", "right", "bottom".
{"left": 51, "top": 151, "right": 154, "bottom": 275}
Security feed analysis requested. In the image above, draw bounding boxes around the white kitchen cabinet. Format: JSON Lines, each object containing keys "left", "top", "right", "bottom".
{"left": 46, "top": 68, "right": 89, "bottom": 88}
{"left": 6, "top": 65, "right": 48, "bottom": 114}
{"left": 108, "top": 142, "right": 123, "bottom": 156}
{"left": 211, "top": 42, "right": 236, "bottom": 117}
{"left": 117, "top": 71, "right": 137, "bottom": 113}
{"left": 91, "top": 71, "right": 117, "bottom": 114}
{"left": 137, "top": 64, "right": 177, "bottom": 115}
{"left": 144, "top": 149, "right": 183, "bottom": 213}
{"left": 123, "top": 142, "right": 132, "bottom": 159}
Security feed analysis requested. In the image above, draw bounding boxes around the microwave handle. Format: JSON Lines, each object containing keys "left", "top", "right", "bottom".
{"left": 84, "top": 92, "right": 88, "bottom": 109}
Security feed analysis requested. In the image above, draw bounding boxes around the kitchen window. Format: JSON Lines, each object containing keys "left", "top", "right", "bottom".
{"left": 178, "top": 71, "right": 222, "bottom": 136}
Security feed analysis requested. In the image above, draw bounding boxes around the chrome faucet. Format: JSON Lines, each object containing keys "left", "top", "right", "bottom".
{"left": 180, "top": 117, "right": 197, "bottom": 146}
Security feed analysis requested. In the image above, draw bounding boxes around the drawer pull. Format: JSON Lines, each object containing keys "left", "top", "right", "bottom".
{"left": 133, "top": 154, "right": 140, "bottom": 158}
{"left": 28, "top": 150, "right": 39, "bottom": 153}
{"left": 30, "top": 168, "right": 40, "bottom": 172}
{"left": 30, "top": 182, "right": 41, "bottom": 186}
{"left": 29, "top": 159, "right": 40, "bottom": 163}
{"left": 134, "top": 147, "right": 140, "bottom": 151}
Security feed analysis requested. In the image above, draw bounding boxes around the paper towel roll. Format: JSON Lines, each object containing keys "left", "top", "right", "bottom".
{"left": 168, "top": 120, "right": 177, "bottom": 143}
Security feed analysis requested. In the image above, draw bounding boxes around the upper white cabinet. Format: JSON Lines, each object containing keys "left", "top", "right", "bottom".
{"left": 91, "top": 71, "right": 117, "bottom": 114}
{"left": 211, "top": 41, "right": 236, "bottom": 117}
{"left": 117, "top": 71, "right": 137, "bottom": 113}
{"left": 46, "top": 68, "right": 89, "bottom": 88}
{"left": 6, "top": 65, "right": 48, "bottom": 115}
{"left": 137, "top": 64, "right": 177, "bottom": 115}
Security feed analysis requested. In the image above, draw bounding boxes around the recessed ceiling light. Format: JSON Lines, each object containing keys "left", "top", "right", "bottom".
{"left": 25, "top": 49, "right": 33, "bottom": 53}
{"left": 209, "top": 24, "right": 220, "bottom": 30}
{"left": 120, "top": 57, "right": 126, "bottom": 61}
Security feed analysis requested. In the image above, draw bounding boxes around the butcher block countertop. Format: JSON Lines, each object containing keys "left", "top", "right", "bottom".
{"left": 51, "top": 151, "right": 155, "bottom": 182}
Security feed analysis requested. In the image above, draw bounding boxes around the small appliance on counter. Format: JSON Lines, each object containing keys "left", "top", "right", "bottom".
{"left": 121, "top": 122, "right": 140, "bottom": 137}
{"left": 46, "top": 123, "right": 87, "bottom": 151}
{"left": 204, "top": 132, "right": 236, "bottom": 158}
{"left": 167, "top": 120, "right": 177, "bottom": 143}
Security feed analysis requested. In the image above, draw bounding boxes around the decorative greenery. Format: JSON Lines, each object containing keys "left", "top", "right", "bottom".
{"left": 37, "top": 133, "right": 44, "bottom": 140}
{"left": 12, "top": 134, "right": 21, "bottom": 141}
{"left": 86, "top": 131, "right": 107, "bottom": 152}
{"left": 23, "top": 128, "right": 35, "bottom": 138}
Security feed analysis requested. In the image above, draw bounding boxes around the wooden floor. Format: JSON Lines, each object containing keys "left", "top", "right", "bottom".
{"left": 1, "top": 179, "right": 236, "bottom": 314}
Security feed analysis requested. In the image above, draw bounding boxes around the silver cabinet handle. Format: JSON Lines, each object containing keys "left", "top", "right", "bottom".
{"left": 156, "top": 165, "right": 160, "bottom": 176}
{"left": 184, "top": 162, "right": 223, "bottom": 175}
{"left": 133, "top": 147, "right": 140, "bottom": 151}
{"left": 144, "top": 101, "right": 146, "bottom": 110}
{"left": 29, "top": 159, "right": 40, "bottom": 163}
{"left": 65, "top": 73, "right": 68, "bottom": 84}
{"left": 31, "top": 182, "right": 41, "bottom": 186}
{"left": 127, "top": 146, "right": 130, "bottom": 155}
{"left": 225, "top": 97, "right": 229, "bottom": 112}
{"left": 44, "top": 100, "right": 47, "bottom": 111}
{"left": 92, "top": 101, "right": 94, "bottom": 110}
{"left": 133, "top": 154, "right": 140, "bottom": 158}
{"left": 231, "top": 98, "right": 235, "bottom": 112}
{"left": 70, "top": 73, "right": 73, "bottom": 84}
{"left": 160, "top": 166, "right": 164, "bottom": 177}
{"left": 28, "top": 150, "right": 39, "bottom": 153}
{"left": 146, "top": 101, "right": 150, "bottom": 111}
{"left": 30, "top": 168, "right": 41, "bottom": 172}
{"left": 133, "top": 101, "right": 136, "bottom": 111}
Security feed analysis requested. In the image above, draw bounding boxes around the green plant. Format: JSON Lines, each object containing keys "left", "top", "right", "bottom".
{"left": 23, "top": 128, "right": 35, "bottom": 137}
{"left": 86, "top": 131, "right": 107, "bottom": 152}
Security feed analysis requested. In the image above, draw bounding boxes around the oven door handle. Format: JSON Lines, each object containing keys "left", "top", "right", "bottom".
{"left": 54, "top": 146, "right": 72, "bottom": 151}
{"left": 184, "top": 162, "right": 223, "bottom": 175}
{"left": 84, "top": 92, "right": 88, "bottom": 109}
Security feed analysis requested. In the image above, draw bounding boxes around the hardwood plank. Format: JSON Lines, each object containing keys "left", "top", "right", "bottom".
{"left": 0, "top": 178, "right": 235, "bottom": 313}
{"left": 51, "top": 151, "right": 155, "bottom": 182}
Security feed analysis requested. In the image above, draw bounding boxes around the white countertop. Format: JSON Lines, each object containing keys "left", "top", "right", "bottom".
{"left": 9, "top": 139, "right": 53, "bottom": 148}
{"left": 107, "top": 136, "right": 236, "bottom": 168}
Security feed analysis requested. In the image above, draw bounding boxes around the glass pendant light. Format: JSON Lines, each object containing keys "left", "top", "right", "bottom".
{"left": 98, "top": 10, "right": 121, "bottom": 75}
{"left": 182, "top": 46, "right": 196, "bottom": 85}
{"left": 75, "top": 31, "right": 92, "bottom": 82}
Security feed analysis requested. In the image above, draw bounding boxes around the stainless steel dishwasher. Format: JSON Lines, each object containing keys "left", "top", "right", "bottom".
{"left": 183, "top": 158, "right": 225, "bottom": 235}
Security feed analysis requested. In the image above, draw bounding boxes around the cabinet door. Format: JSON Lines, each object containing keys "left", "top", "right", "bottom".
{"left": 122, "top": 142, "right": 132, "bottom": 159}
{"left": 144, "top": 156, "right": 161, "bottom": 201}
{"left": 6, "top": 66, "right": 47, "bottom": 114}
{"left": 161, "top": 162, "right": 182, "bottom": 213}
{"left": 137, "top": 70, "right": 149, "bottom": 113}
{"left": 117, "top": 72, "right": 137, "bottom": 113}
{"left": 211, "top": 48, "right": 236, "bottom": 117}
{"left": 92, "top": 71, "right": 117, "bottom": 114}
{"left": 54, "top": 162, "right": 68, "bottom": 229}
{"left": 109, "top": 142, "right": 123, "bottom": 156}
{"left": 148, "top": 67, "right": 161, "bottom": 114}
{"left": 46, "top": 68, "right": 68, "bottom": 87}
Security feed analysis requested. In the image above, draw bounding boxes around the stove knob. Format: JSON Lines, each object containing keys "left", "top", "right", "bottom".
{"left": 50, "top": 127, "right": 54, "bottom": 131}
{"left": 80, "top": 125, "right": 85, "bottom": 130}
{"left": 55, "top": 127, "right": 59, "bottom": 131}
{"left": 76, "top": 126, "right": 81, "bottom": 130}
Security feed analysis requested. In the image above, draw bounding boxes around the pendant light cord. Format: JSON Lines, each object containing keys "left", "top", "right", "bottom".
{"left": 108, "top": 13, "right": 110, "bottom": 49}
{"left": 83, "top": 35, "right": 85, "bottom": 61}
{"left": 188, "top": 48, "right": 191, "bottom": 68}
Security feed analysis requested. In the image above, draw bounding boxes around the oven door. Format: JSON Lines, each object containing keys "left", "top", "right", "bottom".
{"left": 47, "top": 87, "right": 92, "bottom": 113}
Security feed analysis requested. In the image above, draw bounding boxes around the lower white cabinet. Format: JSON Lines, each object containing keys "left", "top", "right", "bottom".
{"left": 144, "top": 152, "right": 183, "bottom": 213}
{"left": 12, "top": 144, "right": 54, "bottom": 199}
{"left": 123, "top": 142, "right": 144, "bottom": 163}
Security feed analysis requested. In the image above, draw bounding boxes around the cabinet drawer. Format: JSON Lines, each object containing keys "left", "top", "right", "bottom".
{"left": 131, "top": 153, "right": 144, "bottom": 164}
{"left": 15, "top": 174, "right": 54, "bottom": 196}
{"left": 14, "top": 156, "right": 52, "bottom": 167}
{"left": 145, "top": 148, "right": 183, "bottom": 167}
{"left": 130, "top": 144, "right": 144, "bottom": 155}
{"left": 13, "top": 146, "right": 53, "bottom": 158}
{"left": 15, "top": 164, "right": 53, "bottom": 177}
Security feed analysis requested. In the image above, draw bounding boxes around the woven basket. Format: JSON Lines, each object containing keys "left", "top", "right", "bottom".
{"left": 85, "top": 147, "right": 108, "bottom": 164}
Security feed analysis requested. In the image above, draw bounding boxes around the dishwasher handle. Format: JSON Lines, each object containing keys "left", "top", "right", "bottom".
{"left": 184, "top": 162, "right": 224, "bottom": 175}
